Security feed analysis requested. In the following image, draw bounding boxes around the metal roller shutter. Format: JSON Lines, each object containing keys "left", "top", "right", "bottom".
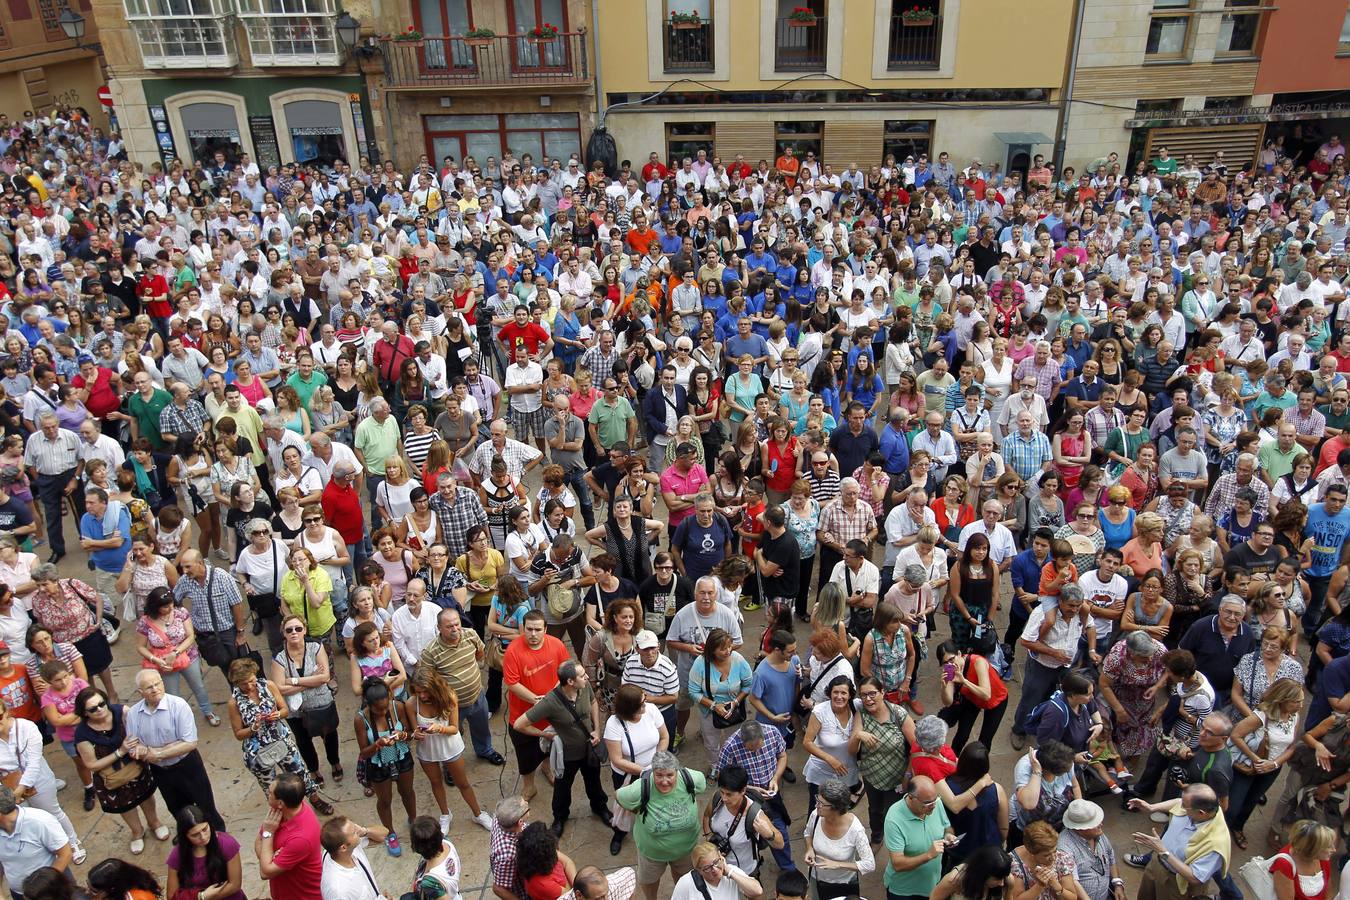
{"left": 1143, "top": 124, "right": 1265, "bottom": 169}
{"left": 823, "top": 121, "right": 883, "bottom": 169}
{"left": 715, "top": 122, "right": 774, "bottom": 166}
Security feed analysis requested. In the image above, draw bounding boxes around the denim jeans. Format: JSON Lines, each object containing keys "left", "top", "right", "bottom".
{"left": 458, "top": 691, "right": 496, "bottom": 758}
{"left": 163, "top": 659, "right": 214, "bottom": 718}
{"left": 564, "top": 468, "right": 596, "bottom": 529}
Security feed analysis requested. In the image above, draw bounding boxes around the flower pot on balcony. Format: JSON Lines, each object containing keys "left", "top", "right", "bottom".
{"left": 672, "top": 21, "right": 701, "bottom": 29}
{"left": 465, "top": 36, "right": 493, "bottom": 46}
{"left": 787, "top": 18, "right": 816, "bottom": 26}
{"left": 528, "top": 35, "right": 555, "bottom": 43}
{"left": 902, "top": 14, "right": 934, "bottom": 25}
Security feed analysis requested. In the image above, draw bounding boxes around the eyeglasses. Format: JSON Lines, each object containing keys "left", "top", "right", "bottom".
{"left": 699, "top": 859, "right": 725, "bottom": 874}
{"left": 284, "top": 625, "right": 306, "bottom": 635}
{"left": 303, "top": 517, "right": 322, "bottom": 524}
{"left": 84, "top": 700, "right": 107, "bottom": 714}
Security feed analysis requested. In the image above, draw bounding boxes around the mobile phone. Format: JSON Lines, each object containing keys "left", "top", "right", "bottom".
{"left": 942, "top": 663, "right": 956, "bottom": 682}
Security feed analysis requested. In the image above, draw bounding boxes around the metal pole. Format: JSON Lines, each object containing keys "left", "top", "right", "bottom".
{"left": 1053, "top": 0, "right": 1087, "bottom": 173}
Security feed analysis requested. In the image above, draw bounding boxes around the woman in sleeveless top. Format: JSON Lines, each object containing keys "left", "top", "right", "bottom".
{"left": 354, "top": 676, "right": 417, "bottom": 856}
{"left": 948, "top": 534, "right": 997, "bottom": 652}
{"left": 584, "top": 497, "right": 662, "bottom": 587}
{"left": 349, "top": 621, "right": 407, "bottom": 700}
{"left": 860, "top": 605, "right": 914, "bottom": 704}
{"left": 116, "top": 535, "right": 178, "bottom": 618}
{"left": 371, "top": 528, "right": 416, "bottom": 607}
{"left": 297, "top": 515, "right": 351, "bottom": 619}
{"left": 407, "top": 667, "right": 495, "bottom": 835}
{"left": 942, "top": 743, "right": 1007, "bottom": 871}
{"left": 936, "top": 642, "right": 1009, "bottom": 755}
{"left": 418, "top": 544, "right": 469, "bottom": 614}
{"left": 1124, "top": 569, "right": 1174, "bottom": 645}
{"left": 225, "top": 658, "right": 331, "bottom": 814}
{"left": 480, "top": 461, "right": 527, "bottom": 551}
{"left": 397, "top": 487, "right": 441, "bottom": 570}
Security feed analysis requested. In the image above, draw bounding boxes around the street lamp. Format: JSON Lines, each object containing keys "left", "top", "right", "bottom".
{"left": 59, "top": 8, "right": 87, "bottom": 46}
{"left": 335, "top": 12, "right": 360, "bottom": 50}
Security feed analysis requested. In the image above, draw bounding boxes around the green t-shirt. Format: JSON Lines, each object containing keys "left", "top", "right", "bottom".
{"left": 1152, "top": 156, "right": 1178, "bottom": 175}
{"left": 285, "top": 370, "right": 329, "bottom": 413}
{"left": 892, "top": 285, "right": 922, "bottom": 312}
{"left": 129, "top": 388, "right": 172, "bottom": 450}
{"left": 354, "top": 415, "right": 401, "bottom": 475}
{"left": 616, "top": 768, "right": 707, "bottom": 861}
{"left": 588, "top": 397, "right": 636, "bottom": 448}
{"left": 883, "top": 798, "right": 950, "bottom": 895}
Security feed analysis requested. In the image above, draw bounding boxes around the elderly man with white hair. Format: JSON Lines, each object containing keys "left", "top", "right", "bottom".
{"left": 467, "top": 417, "right": 543, "bottom": 486}
{"left": 815, "top": 477, "right": 877, "bottom": 596}
{"left": 666, "top": 575, "right": 742, "bottom": 751}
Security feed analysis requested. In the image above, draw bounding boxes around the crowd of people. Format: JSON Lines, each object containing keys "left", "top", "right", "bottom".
{"left": 0, "top": 103, "right": 1346, "bottom": 900}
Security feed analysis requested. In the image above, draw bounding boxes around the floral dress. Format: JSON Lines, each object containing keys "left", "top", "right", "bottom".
{"left": 1201, "top": 406, "right": 1248, "bottom": 473}
{"left": 1100, "top": 639, "right": 1166, "bottom": 757}
{"left": 230, "top": 678, "right": 317, "bottom": 796}
{"left": 135, "top": 607, "right": 199, "bottom": 665}
{"left": 1010, "top": 847, "right": 1079, "bottom": 900}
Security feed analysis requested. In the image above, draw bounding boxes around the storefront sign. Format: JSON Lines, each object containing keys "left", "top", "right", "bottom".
{"left": 248, "top": 115, "right": 281, "bottom": 171}
{"left": 148, "top": 105, "right": 176, "bottom": 167}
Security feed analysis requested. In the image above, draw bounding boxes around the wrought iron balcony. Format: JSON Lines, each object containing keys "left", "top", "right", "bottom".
{"left": 128, "top": 16, "right": 239, "bottom": 68}
{"left": 380, "top": 31, "right": 589, "bottom": 89}
{"left": 887, "top": 13, "right": 941, "bottom": 69}
{"left": 773, "top": 16, "right": 826, "bottom": 72}
{"left": 240, "top": 14, "right": 342, "bottom": 65}
{"left": 663, "top": 19, "right": 713, "bottom": 73}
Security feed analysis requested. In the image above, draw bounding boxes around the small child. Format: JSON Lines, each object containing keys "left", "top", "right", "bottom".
{"left": 1038, "top": 538, "right": 1079, "bottom": 606}
{"left": 1087, "top": 719, "right": 1131, "bottom": 794}
{"left": 38, "top": 659, "right": 92, "bottom": 808}
{"left": 0, "top": 436, "right": 40, "bottom": 546}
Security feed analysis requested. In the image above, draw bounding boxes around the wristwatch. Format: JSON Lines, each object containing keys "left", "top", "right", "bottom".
{"left": 260, "top": 830, "right": 273, "bottom": 839}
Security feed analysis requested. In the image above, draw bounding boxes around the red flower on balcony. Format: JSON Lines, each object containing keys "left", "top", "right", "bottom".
{"left": 787, "top": 6, "right": 817, "bottom": 22}
{"left": 528, "top": 22, "right": 559, "bottom": 39}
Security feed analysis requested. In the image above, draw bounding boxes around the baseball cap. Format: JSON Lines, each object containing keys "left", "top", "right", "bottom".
{"left": 635, "top": 631, "right": 659, "bottom": 650}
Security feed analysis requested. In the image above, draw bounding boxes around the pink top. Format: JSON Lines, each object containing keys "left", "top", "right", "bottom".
{"left": 236, "top": 376, "right": 267, "bottom": 407}
{"left": 40, "top": 677, "right": 89, "bottom": 742}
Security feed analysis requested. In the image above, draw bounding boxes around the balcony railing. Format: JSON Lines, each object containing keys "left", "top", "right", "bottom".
{"left": 128, "top": 16, "right": 239, "bottom": 68}
{"left": 663, "top": 19, "right": 713, "bottom": 72}
{"left": 240, "top": 14, "right": 341, "bottom": 65}
{"left": 773, "top": 16, "right": 825, "bottom": 71}
{"left": 886, "top": 13, "right": 941, "bottom": 69}
{"left": 380, "top": 31, "right": 589, "bottom": 88}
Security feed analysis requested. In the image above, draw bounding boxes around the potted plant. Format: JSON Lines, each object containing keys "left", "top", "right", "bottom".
{"left": 787, "top": 6, "right": 817, "bottom": 26}
{"left": 391, "top": 26, "right": 423, "bottom": 41}
{"left": 900, "top": 5, "right": 934, "bottom": 26}
{"left": 464, "top": 27, "right": 495, "bottom": 46}
{"left": 669, "top": 10, "right": 702, "bottom": 29}
{"left": 527, "top": 22, "right": 559, "bottom": 42}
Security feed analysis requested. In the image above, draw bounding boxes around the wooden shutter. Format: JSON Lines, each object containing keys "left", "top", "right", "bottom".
{"left": 715, "top": 121, "right": 774, "bottom": 166}
{"left": 823, "top": 121, "right": 882, "bottom": 169}
{"left": 1143, "top": 124, "right": 1265, "bottom": 169}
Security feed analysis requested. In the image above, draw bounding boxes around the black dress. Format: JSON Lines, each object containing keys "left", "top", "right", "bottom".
{"left": 74, "top": 705, "right": 156, "bottom": 814}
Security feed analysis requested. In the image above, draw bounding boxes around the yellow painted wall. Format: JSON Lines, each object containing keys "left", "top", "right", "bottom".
{"left": 598, "top": 0, "right": 1073, "bottom": 91}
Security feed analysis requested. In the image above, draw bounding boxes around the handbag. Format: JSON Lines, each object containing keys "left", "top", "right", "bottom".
{"left": 843, "top": 566, "right": 874, "bottom": 641}
{"left": 704, "top": 661, "right": 746, "bottom": 729}
{"left": 254, "top": 738, "right": 291, "bottom": 769}
{"left": 484, "top": 636, "right": 506, "bottom": 670}
{"left": 798, "top": 654, "right": 844, "bottom": 718}
{"left": 101, "top": 755, "right": 145, "bottom": 790}
{"left": 553, "top": 687, "right": 608, "bottom": 769}
{"left": 609, "top": 721, "right": 637, "bottom": 832}
{"left": 142, "top": 619, "right": 191, "bottom": 672}
{"left": 1237, "top": 851, "right": 1290, "bottom": 899}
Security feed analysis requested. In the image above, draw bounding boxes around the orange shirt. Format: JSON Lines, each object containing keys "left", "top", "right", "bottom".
{"left": 1037, "top": 560, "right": 1079, "bottom": 598}
{"left": 502, "top": 635, "right": 572, "bottom": 728}
{"left": 0, "top": 667, "right": 39, "bottom": 721}
{"left": 775, "top": 155, "right": 800, "bottom": 188}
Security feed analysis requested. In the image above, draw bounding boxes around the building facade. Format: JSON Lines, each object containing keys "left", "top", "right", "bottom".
{"left": 0, "top": 0, "right": 106, "bottom": 128}
{"left": 594, "top": 0, "right": 1073, "bottom": 175}
{"left": 1062, "top": 0, "right": 1350, "bottom": 171}
{"left": 91, "top": 0, "right": 377, "bottom": 171}
{"left": 373, "top": 0, "right": 594, "bottom": 171}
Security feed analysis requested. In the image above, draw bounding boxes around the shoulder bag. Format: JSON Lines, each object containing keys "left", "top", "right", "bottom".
{"left": 704, "top": 659, "right": 746, "bottom": 729}
{"left": 142, "top": 618, "right": 191, "bottom": 672}
{"left": 797, "top": 654, "right": 844, "bottom": 718}
{"left": 553, "top": 687, "right": 609, "bottom": 769}
{"left": 100, "top": 713, "right": 145, "bottom": 790}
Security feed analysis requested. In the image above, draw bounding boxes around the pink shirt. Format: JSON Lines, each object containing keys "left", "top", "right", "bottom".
{"left": 40, "top": 677, "right": 88, "bottom": 742}
{"left": 658, "top": 464, "right": 709, "bottom": 528}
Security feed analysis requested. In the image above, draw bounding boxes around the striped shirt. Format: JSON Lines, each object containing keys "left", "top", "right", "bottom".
{"left": 1003, "top": 431, "right": 1054, "bottom": 481}
{"left": 22, "top": 429, "right": 78, "bottom": 475}
{"left": 620, "top": 653, "right": 680, "bottom": 711}
{"left": 420, "top": 631, "right": 485, "bottom": 705}
{"left": 806, "top": 468, "right": 841, "bottom": 505}
{"left": 173, "top": 565, "right": 243, "bottom": 634}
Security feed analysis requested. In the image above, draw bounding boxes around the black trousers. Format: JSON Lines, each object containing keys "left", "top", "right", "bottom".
{"left": 553, "top": 756, "right": 609, "bottom": 825}
{"left": 864, "top": 782, "right": 902, "bottom": 842}
{"left": 151, "top": 750, "right": 224, "bottom": 832}
{"left": 795, "top": 554, "right": 816, "bottom": 620}
{"left": 816, "top": 547, "right": 842, "bottom": 596}
{"left": 940, "top": 695, "right": 1009, "bottom": 755}
{"left": 35, "top": 468, "right": 80, "bottom": 555}
{"left": 288, "top": 715, "right": 341, "bottom": 771}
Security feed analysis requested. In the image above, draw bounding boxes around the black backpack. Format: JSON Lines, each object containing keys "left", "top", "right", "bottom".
{"left": 708, "top": 789, "right": 764, "bottom": 866}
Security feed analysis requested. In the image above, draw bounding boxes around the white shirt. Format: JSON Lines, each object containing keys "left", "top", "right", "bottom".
{"left": 391, "top": 601, "right": 441, "bottom": 666}
{"left": 303, "top": 442, "right": 359, "bottom": 486}
{"left": 1020, "top": 602, "right": 1086, "bottom": 668}
{"left": 671, "top": 865, "right": 752, "bottom": 900}
{"left": 320, "top": 841, "right": 381, "bottom": 900}
{"left": 956, "top": 521, "right": 1018, "bottom": 565}
{"left": 883, "top": 505, "right": 935, "bottom": 570}
{"left": 1076, "top": 570, "right": 1128, "bottom": 639}
{"left": 829, "top": 559, "right": 880, "bottom": 611}
{"left": 602, "top": 703, "right": 665, "bottom": 775}
{"left": 0, "top": 806, "right": 67, "bottom": 893}
{"left": 417, "top": 353, "right": 449, "bottom": 399}
{"left": 504, "top": 361, "right": 544, "bottom": 413}
{"left": 77, "top": 433, "right": 125, "bottom": 472}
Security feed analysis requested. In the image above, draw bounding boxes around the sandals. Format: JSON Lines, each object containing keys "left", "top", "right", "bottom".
{"left": 1233, "top": 831, "right": 1248, "bottom": 850}
{"left": 332, "top": 764, "right": 345, "bottom": 783}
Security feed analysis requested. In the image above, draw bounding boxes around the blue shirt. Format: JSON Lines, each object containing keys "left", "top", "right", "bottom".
{"left": 745, "top": 251, "right": 777, "bottom": 274}
{"left": 1178, "top": 615, "right": 1254, "bottom": 695}
{"left": 1010, "top": 548, "right": 1051, "bottom": 622}
{"left": 79, "top": 506, "right": 131, "bottom": 574}
{"left": 725, "top": 334, "right": 770, "bottom": 367}
{"left": 751, "top": 655, "right": 802, "bottom": 723}
{"left": 1304, "top": 502, "right": 1350, "bottom": 578}
{"left": 672, "top": 514, "right": 733, "bottom": 582}
{"left": 878, "top": 424, "right": 911, "bottom": 475}
{"left": 1310, "top": 654, "right": 1350, "bottom": 725}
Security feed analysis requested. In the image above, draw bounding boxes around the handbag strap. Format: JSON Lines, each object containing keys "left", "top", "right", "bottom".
{"left": 806, "top": 655, "right": 845, "bottom": 697}
{"left": 552, "top": 687, "right": 591, "bottom": 735}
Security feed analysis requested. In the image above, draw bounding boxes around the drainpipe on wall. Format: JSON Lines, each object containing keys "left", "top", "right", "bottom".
{"left": 590, "top": 0, "right": 603, "bottom": 126}
{"left": 1053, "top": 0, "right": 1086, "bottom": 172}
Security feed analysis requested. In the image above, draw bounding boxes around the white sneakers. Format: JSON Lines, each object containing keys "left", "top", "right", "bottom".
{"left": 473, "top": 811, "right": 495, "bottom": 831}
{"left": 439, "top": 812, "right": 452, "bottom": 835}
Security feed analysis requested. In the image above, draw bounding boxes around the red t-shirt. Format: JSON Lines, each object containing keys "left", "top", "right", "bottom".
{"left": 641, "top": 162, "right": 670, "bottom": 183}
{"left": 137, "top": 274, "right": 173, "bottom": 318}
{"left": 626, "top": 227, "right": 657, "bottom": 257}
{"left": 497, "top": 322, "right": 550, "bottom": 358}
{"left": 269, "top": 803, "right": 322, "bottom": 900}
{"left": 321, "top": 482, "right": 365, "bottom": 546}
{"left": 0, "top": 667, "right": 39, "bottom": 721}
{"left": 73, "top": 367, "right": 119, "bottom": 418}
{"left": 524, "top": 861, "right": 570, "bottom": 900}
{"left": 909, "top": 744, "right": 957, "bottom": 782}
{"left": 1269, "top": 849, "right": 1329, "bottom": 900}
{"left": 502, "top": 635, "right": 571, "bottom": 728}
